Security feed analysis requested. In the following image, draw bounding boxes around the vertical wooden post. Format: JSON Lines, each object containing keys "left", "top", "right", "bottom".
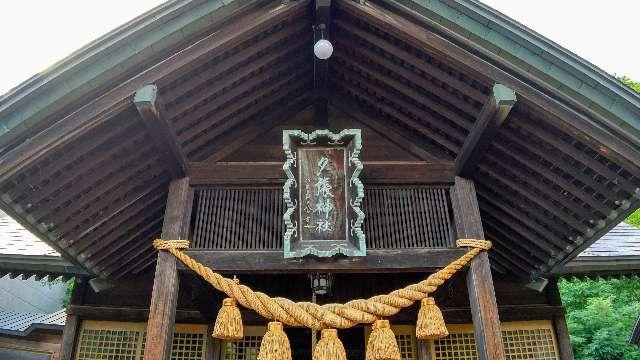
{"left": 206, "top": 323, "right": 222, "bottom": 360}
{"left": 144, "top": 178, "right": 193, "bottom": 360}
{"left": 450, "top": 177, "right": 505, "bottom": 360}
{"left": 548, "top": 279, "right": 575, "bottom": 360}
{"left": 59, "top": 277, "right": 86, "bottom": 360}
{"left": 417, "top": 339, "right": 433, "bottom": 360}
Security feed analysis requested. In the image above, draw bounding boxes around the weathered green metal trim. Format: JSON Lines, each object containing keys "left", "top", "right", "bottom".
{"left": 492, "top": 83, "right": 516, "bottom": 106}
{"left": 387, "top": 0, "right": 640, "bottom": 137}
{"left": 282, "top": 129, "right": 366, "bottom": 258}
{"left": 0, "top": 0, "right": 257, "bottom": 148}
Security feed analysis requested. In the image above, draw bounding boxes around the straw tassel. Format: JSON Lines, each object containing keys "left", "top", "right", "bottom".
{"left": 366, "top": 320, "right": 400, "bottom": 360}
{"left": 212, "top": 297, "right": 243, "bottom": 340}
{"left": 313, "top": 329, "right": 346, "bottom": 360}
{"left": 416, "top": 297, "right": 448, "bottom": 340}
{"left": 257, "top": 322, "right": 292, "bottom": 360}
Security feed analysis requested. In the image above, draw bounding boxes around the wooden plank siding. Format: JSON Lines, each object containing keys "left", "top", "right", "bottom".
{"left": 192, "top": 186, "right": 453, "bottom": 251}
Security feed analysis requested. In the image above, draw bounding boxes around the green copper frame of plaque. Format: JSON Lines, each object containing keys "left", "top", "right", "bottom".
{"left": 282, "top": 129, "right": 365, "bottom": 258}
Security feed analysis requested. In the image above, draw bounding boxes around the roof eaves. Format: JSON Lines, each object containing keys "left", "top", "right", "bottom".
{"left": 396, "top": 0, "right": 640, "bottom": 137}
{"left": 0, "top": 310, "right": 66, "bottom": 336}
{"left": 0, "top": 0, "right": 253, "bottom": 149}
{"left": 0, "top": 323, "right": 65, "bottom": 337}
{"left": 552, "top": 255, "right": 640, "bottom": 276}
{"left": 0, "top": 254, "right": 89, "bottom": 277}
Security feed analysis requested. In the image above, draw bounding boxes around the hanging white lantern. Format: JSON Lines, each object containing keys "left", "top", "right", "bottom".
{"left": 314, "top": 39, "right": 334, "bottom": 60}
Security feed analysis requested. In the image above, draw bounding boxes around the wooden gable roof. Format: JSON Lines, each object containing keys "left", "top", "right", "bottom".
{"left": 0, "top": 0, "right": 638, "bottom": 280}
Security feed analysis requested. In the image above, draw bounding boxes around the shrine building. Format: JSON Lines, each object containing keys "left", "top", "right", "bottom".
{"left": 0, "top": 0, "right": 639, "bottom": 359}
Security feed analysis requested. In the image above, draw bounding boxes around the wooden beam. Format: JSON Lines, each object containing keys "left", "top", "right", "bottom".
{"left": 179, "top": 248, "right": 467, "bottom": 273}
{"left": 450, "top": 177, "right": 505, "bottom": 360}
{"left": 442, "top": 305, "right": 565, "bottom": 324}
{"left": 188, "top": 161, "right": 455, "bottom": 185}
{"left": 67, "top": 305, "right": 205, "bottom": 323}
{"left": 59, "top": 278, "right": 86, "bottom": 360}
{"left": 134, "top": 84, "right": 187, "bottom": 178}
{"left": 455, "top": 84, "right": 516, "bottom": 176}
{"left": 144, "top": 178, "right": 193, "bottom": 360}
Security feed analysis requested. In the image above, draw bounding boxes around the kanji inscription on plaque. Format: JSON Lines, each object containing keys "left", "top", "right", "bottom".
{"left": 283, "top": 129, "right": 365, "bottom": 258}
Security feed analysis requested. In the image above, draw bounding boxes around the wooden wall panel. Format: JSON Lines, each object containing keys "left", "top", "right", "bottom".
{"left": 192, "top": 186, "right": 453, "bottom": 250}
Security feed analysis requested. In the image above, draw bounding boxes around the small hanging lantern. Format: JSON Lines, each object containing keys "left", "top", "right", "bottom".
{"left": 309, "top": 273, "right": 333, "bottom": 295}
{"left": 313, "top": 24, "right": 333, "bottom": 60}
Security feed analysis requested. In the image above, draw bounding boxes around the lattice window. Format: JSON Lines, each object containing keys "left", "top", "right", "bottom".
{"left": 433, "top": 331, "right": 477, "bottom": 359}
{"left": 75, "top": 321, "right": 207, "bottom": 360}
{"left": 76, "top": 324, "right": 141, "bottom": 360}
{"left": 171, "top": 332, "right": 207, "bottom": 360}
{"left": 502, "top": 327, "right": 557, "bottom": 359}
{"left": 221, "top": 326, "right": 264, "bottom": 360}
{"left": 397, "top": 333, "right": 417, "bottom": 360}
{"left": 432, "top": 321, "right": 559, "bottom": 360}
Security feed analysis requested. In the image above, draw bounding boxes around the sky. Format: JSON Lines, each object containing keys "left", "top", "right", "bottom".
{"left": 0, "top": 1, "right": 639, "bottom": 95}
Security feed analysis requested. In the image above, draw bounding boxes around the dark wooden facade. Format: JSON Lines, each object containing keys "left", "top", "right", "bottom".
{"left": 1, "top": 0, "right": 640, "bottom": 359}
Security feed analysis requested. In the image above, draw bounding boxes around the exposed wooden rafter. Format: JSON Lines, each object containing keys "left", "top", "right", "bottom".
{"left": 339, "top": 0, "right": 640, "bottom": 172}
{"left": 203, "top": 95, "right": 314, "bottom": 163}
{"left": 328, "top": 94, "right": 440, "bottom": 161}
{"left": 455, "top": 84, "right": 516, "bottom": 176}
{"left": 0, "top": 0, "right": 309, "bottom": 184}
{"left": 134, "top": 84, "right": 187, "bottom": 178}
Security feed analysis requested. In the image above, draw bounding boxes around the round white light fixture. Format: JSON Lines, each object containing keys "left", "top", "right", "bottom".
{"left": 314, "top": 39, "right": 334, "bottom": 60}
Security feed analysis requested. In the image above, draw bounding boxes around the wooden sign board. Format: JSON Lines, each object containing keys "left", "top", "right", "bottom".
{"left": 283, "top": 129, "right": 365, "bottom": 258}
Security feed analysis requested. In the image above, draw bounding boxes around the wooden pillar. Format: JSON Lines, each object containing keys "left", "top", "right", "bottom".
{"left": 59, "top": 277, "right": 86, "bottom": 360}
{"left": 417, "top": 339, "right": 433, "bottom": 360}
{"left": 144, "top": 178, "right": 194, "bottom": 360}
{"left": 450, "top": 177, "right": 505, "bottom": 360}
{"left": 206, "top": 323, "right": 222, "bottom": 360}
{"left": 548, "top": 279, "right": 575, "bottom": 360}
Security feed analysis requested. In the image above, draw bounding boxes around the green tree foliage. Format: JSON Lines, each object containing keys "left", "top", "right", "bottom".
{"left": 629, "top": 211, "right": 640, "bottom": 228}
{"left": 559, "top": 278, "right": 640, "bottom": 360}
{"left": 618, "top": 76, "right": 640, "bottom": 228}
{"left": 62, "top": 278, "right": 75, "bottom": 308}
{"left": 620, "top": 76, "right": 640, "bottom": 93}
